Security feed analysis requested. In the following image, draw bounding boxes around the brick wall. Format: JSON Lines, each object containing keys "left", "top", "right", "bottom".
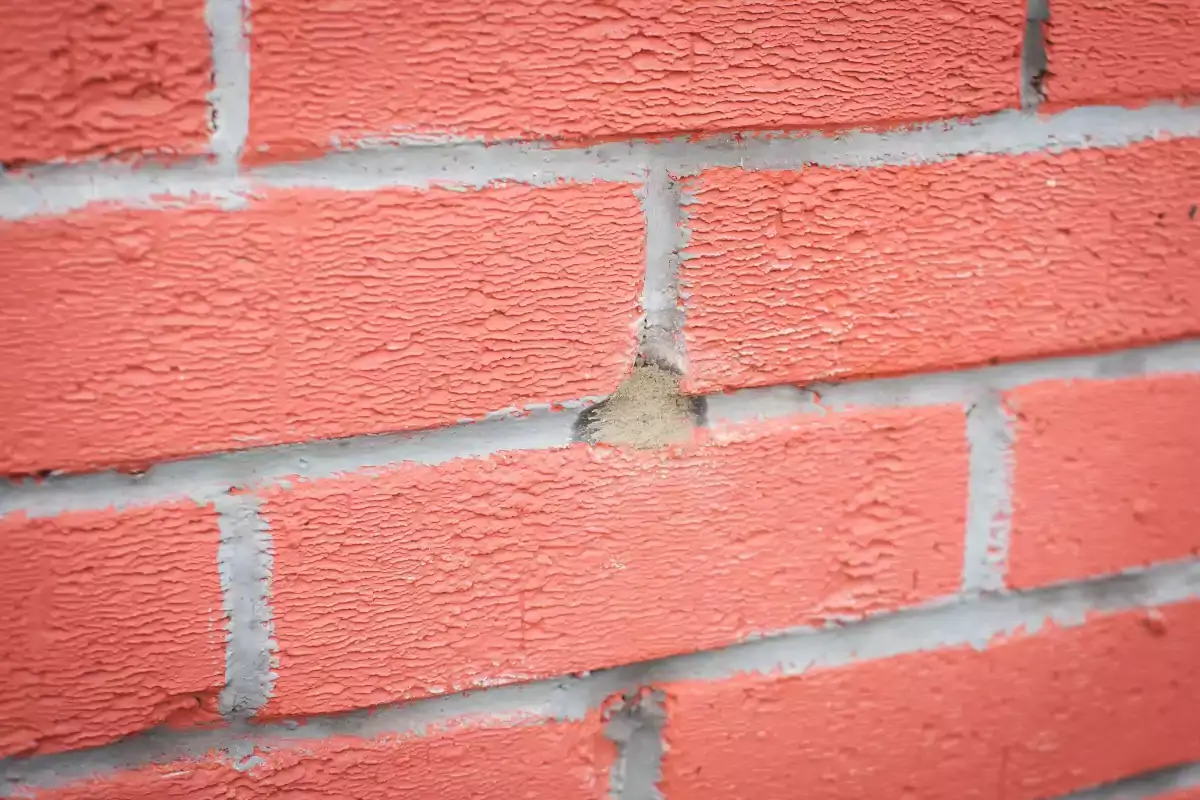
{"left": 2, "top": 0, "right": 1200, "bottom": 797}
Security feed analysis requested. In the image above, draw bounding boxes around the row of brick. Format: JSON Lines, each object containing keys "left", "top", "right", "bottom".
{"left": 3, "top": 0, "right": 1198, "bottom": 166}
{"left": 9, "top": 601, "right": 1200, "bottom": 799}
{"left": 3, "top": 137, "right": 1198, "bottom": 475}
{"left": 4, "top": 371, "right": 1197, "bottom": 758}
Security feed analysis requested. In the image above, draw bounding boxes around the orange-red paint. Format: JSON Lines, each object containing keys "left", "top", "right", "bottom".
{"left": 0, "top": 183, "right": 642, "bottom": 474}
{"left": 681, "top": 139, "right": 1200, "bottom": 393}
{"left": 246, "top": 0, "right": 1022, "bottom": 162}
{"left": 0, "top": 504, "right": 225, "bottom": 758}
{"left": 20, "top": 717, "right": 611, "bottom": 799}
{"left": 660, "top": 601, "right": 1200, "bottom": 799}
{"left": 258, "top": 407, "right": 966, "bottom": 718}
{"left": 1047, "top": 0, "right": 1200, "bottom": 108}
{"left": 1007, "top": 375, "right": 1200, "bottom": 589}
{"left": 0, "top": 0, "right": 211, "bottom": 166}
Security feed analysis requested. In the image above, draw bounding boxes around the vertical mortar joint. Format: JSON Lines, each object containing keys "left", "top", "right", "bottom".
{"left": 205, "top": 0, "right": 251, "bottom": 167}
{"left": 637, "top": 168, "right": 686, "bottom": 375}
{"left": 963, "top": 390, "right": 1015, "bottom": 594}
{"left": 1021, "top": 0, "right": 1050, "bottom": 109}
{"left": 214, "top": 494, "right": 276, "bottom": 718}
{"left": 604, "top": 689, "right": 666, "bottom": 800}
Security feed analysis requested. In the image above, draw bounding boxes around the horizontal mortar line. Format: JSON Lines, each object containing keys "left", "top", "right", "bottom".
{"left": 4, "top": 558, "right": 1199, "bottom": 792}
{"left": 1059, "top": 761, "right": 1200, "bottom": 800}
{"left": 0, "top": 666, "right": 640, "bottom": 792}
{"left": 705, "top": 337, "right": 1200, "bottom": 425}
{"left": 642, "top": 557, "right": 1200, "bottom": 684}
{"left": 4, "top": 102, "right": 1200, "bottom": 219}
{"left": 5, "top": 337, "right": 1200, "bottom": 518}
{"left": 0, "top": 403, "right": 582, "bottom": 517}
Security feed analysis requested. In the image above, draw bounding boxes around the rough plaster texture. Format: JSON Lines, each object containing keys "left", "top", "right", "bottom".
{"left": 11, "top": 718, "right": 611, "bottom": 800}
{"left": 245, "top": 0, "right": 1022, "bottom": 161}
{"left": 256, "top": 406, "right": 965, "bottom": 718}
{"left": 1006, "top": 374, "right": 1200, "bottom": 589}
{"left": 680, "top": 138, "right": 1200, "bottom": 392}
{"left": 660, "top": 600, "right": 1200, "bottom": 800}
{"left": 0, "top": 0, "right": 211, "bottom": 166}
{"left": 0, "top": 503, "right": 226, "bottom": 758}
{"left": 0, "top": 182, "right": 642, "bottom": 474}
{"left": 1047, "top": 0, "right": 1200, "bottom": 108}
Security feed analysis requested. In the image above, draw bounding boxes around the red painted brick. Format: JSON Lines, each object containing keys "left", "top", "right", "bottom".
{"left": 661, "top": 600, "right": 1200, "bottom": 800}
{"left": 0, "top": 503, "right": 225, "bottom": 758}
{"left": 1046, "top": 0, "right": 1200, "bottom": 108}
{"left": 259, "top": 406, "right": 966, "bottom": 718}
{"left": 681, "top": 138, "right": 1200, "bottom": 393}
{"left": 21, "top": 717, "right": 611, "bottom": 800}
{"left": 0, "top": 183, "right": 641, "bottom": 474}
{"left": 246, "top": 0, "right": 1022, "bottom": 162}
{"left": 0, "top": 0, "right": 211, "bottom": 166}
{"left": 1007, "top": 375, "right": 1200, "bottom": 589}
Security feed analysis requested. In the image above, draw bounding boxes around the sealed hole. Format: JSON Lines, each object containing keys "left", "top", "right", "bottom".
{"left": 573, "top": 359, "right": 706, "bottom": 448}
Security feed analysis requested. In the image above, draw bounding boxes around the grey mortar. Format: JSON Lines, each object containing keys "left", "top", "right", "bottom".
{"left": 605, "top": 691, "right": 666, "bottom": 800}
{"left": 6, "top": 104, "right": 1200, "bottom": 219}
{"left": 963, "top": 390, "right": 1015, "bottom": 594}
{"left": 214, "top": 493, "right": 276, "bottom": 717}
{"left": 204, "top": 0, "right": 250, "bottom": 166}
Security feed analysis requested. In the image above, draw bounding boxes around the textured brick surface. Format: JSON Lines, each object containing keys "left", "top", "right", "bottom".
{"left": 0, "top": 183, "right": 642, "bottom": 474}
{"left": 660, "top": 601, "right": 1200, "bottom": 800}
{"left": 259, "top": 407, "right": 966, "bottom": 718}
{"left": 0, "top": 504, "right": 225, "bottom": 758}
{"left": 19, "top": 718, "right": 611, "bottom": 799}
{"left": 1047, "top": 0, "right": 1200, "bottom": 108}
{"left": 246, "top": 0, "right": 1022, "bottom": 162}
{"left": 0, "top": 0, "right": 211, "bottom": 166}
{"left": 681, "top": 138, "right": 1200, "bottom": 392}
{"left": 1007, "top": 375, "right": 1200, "bottom": 589}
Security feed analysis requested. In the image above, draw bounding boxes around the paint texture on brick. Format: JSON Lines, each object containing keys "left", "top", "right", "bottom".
{"left": 0, "top": 0, "right": 211, "bottom": 166}
{"left": 1007, "top": 375, "right": 1200, "bottom": 589}
{"left": 1047, "top": 0, "right": 1200, "bottom": 108}
{"left": 681, "top": 138, "right": 1200, "bottom": 392}
{"left": 246, "top": 0, "right": 1022, "bottom": 162}
{"left": 259, "top": 407, "right": 966, "bottom": 718}
{"left": 0, "top": 183, "right": 642, "bottom": 474}
{"left": 0, "top": 504, "right": 226, "bottom": 758}
{"left": 660, "top": 601, "right": 1200, "bottom": 800}
{"left": 18, "top": 718, "right": 611, "bottom": 800}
